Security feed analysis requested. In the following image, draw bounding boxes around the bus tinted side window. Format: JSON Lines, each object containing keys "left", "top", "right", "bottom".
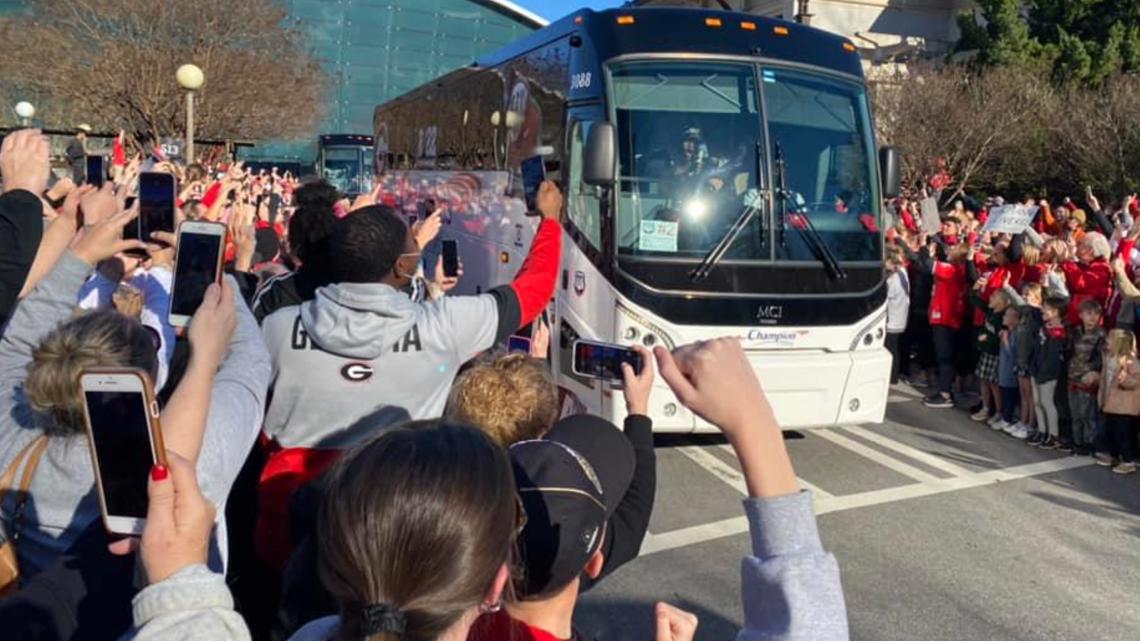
{"left": 568, "top": 121, "right": 602, "bottom": 251}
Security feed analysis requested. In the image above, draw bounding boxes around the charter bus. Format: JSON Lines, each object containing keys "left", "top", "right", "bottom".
{"left": 316, "top": 134, "right": 374, "bottom": 196}
{"left": 372, "top": 7, "right": 902, "bottom": 432}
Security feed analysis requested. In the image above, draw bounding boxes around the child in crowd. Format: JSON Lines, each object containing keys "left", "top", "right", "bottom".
{"left": 972, "top": 284, "right": 1010, "bottom": 424}
{"left": 997, "top": 307, "right": 1022, "bottom": 431}
{"left": 1029, "top": 298, "right": 1067, "bottom": 448}
{"left": 1097, "top": 329, "right": 1140, "bottom": 474}
{"left": 886, "top": 245, "right": 910, "bottom": 385}
{"left": 1067, "top": 299, "right": 1105, "bottom": 455}
{"left": 1004, "top": 281, "right": 1044, "bottom": 439}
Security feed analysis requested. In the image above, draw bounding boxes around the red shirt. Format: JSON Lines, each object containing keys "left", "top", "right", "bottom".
{"left": 930, "top": 261, "right": 968, "bottom": 329}
{"left": 1061, "top": 259, "right": 1113, "bottom": 326}
{"left": 470, "top": 610, "right": 577, "bottom": 641}
{"left": 973, "top": 262, "right": 1040, "bottom": 326}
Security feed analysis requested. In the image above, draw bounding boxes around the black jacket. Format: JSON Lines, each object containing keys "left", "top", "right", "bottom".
{"left": 0, "top": 189, "right": 45, "bottom": 326}
{"left": 1033, "top": 323, "right": 1067, "bottom": 383}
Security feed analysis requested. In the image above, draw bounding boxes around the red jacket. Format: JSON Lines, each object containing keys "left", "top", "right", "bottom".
{"left": 1061, "top": 259, "right": 1113, "bottom": 326}
{"left": 930, "top": 261, "right": 968, "bottom": 329}
{"left": 972, "top": 262, "right": 1042, "bottom": 326}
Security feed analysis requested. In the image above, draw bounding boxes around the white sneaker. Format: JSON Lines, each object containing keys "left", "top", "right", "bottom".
{"left": 990, "top": 419, "right": 1008, "bottom": 432}
{"left": 970, "top": 409, "right": 990, "bottom": 422}
{"left": 1012, "top": 425, "right": 1031, "bottom": 440}
{"left": 1002, "top": 421, "right": 1019, "bottom": 435}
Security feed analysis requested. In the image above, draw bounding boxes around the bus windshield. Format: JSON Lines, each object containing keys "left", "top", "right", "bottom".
{"left": 612, "top": 61, "right": 879, "bottom": 264}
{"left": 322, "top": 147, "right": 366, "bottom": 195}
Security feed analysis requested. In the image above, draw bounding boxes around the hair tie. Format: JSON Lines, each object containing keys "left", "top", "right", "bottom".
{"left": 360, "top": 603, "right": 407, "bottom": 636}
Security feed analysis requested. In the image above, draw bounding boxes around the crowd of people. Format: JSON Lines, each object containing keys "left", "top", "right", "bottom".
{"left": 0, "top": 128, "right": 848, "bottom": 641}
{"left": 885, "top": 190, "right": 1140, "bottom": 473}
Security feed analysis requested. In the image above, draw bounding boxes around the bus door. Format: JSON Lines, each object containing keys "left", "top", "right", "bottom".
{"left": 554, "top": 106, "right": 617, "bottom": 414}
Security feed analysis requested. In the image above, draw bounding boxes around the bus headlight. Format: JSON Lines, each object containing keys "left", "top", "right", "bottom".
{"left": 624, "top": 326, "right": 640, "bottom": 340}
{"left": 849, "top": 311, "right": 887, "bottom": 351}
{"left": 617, "top": 304, "right": 676, "bottom": 351}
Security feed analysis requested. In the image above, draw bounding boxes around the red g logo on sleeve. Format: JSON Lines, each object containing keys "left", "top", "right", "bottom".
{"left": 340, "top": 362, "right": 374, "bottom": 382}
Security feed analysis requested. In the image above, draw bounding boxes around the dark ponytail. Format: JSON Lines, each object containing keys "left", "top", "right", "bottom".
{"left": 317, "top": 421, "right": 517, "bottom": 641}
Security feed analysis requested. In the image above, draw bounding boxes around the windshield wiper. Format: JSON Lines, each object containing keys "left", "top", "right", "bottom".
{"left": 689, "top": 189, "right": 764, "bottom": 282}
{"left": 689, "top": 141, "right": 767, "bottom": 283}
{"left": 773, "top": 142, "right": 847, "bottom": 281}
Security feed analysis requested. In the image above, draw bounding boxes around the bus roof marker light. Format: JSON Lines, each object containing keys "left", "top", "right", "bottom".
{"left": 616, "top": 15, "right": 634, "bottom": 25}
{"left": 843, "top": 42, "right": 857, "bottom": 52}
{"left": 705, "top": 17, "right": 722, "bottom": 27}
{"left": 773, "top": 26, "right": 790, "bottom": 36}
{"left": 741, "top": 21, "right": 757, "bottom": 31}
{"left": 574, "top": 15, "right": 583, "bottom": 24}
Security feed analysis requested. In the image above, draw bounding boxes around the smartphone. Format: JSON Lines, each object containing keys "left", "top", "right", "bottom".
{"left": 520, "top": 156, "right": 546, "bottom": 214}
{"left": 508, "top": 335, "right": 532, "bottom": 353}
{"left": 85, "top": 155, "right": 105, "bottom": 188}
{"left": 80, "top": 368, "right": 166, "bottom": 536}
{"left": 168, "top": 221, "right": 226, "bottom": 327}
{"left": 441, "top": 239, "right": 459, "bottom": 278}
{"left": 139, "top": 172, "right": 177, "bottom": 242}
{"left": 572, "top": 339, "right": 644, "bottom": 381}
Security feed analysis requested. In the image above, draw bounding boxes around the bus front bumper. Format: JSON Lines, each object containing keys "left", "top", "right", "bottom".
{"left": 643, "top": 348, "right": 891, "bottom": 432}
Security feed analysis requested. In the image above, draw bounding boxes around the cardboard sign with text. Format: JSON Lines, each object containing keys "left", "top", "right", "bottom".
{"left": 981, "top": 204, "right": 1039, "bottom": 235}
{"left": 920, "top": 198, "right": 941, "bottom": 233}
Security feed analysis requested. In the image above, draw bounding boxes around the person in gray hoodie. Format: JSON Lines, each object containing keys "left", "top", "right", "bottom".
{"left": 255, "top": 182, "right": 564, "bottom": 569}
{"left": 0, "top": 198, "right": 270, "bottom": 581}
{"left": 128, "top": 337, "right": 850, "bottom": 641}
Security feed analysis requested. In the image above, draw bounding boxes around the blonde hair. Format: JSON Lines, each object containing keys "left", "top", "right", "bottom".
{"left": 1021, "top": 281, "right": 1044, "bottom": 302}
{"left": 443, "top": 353, "right": 558, "bottom": 447}
{"left": 1082, "top": 232, "right": 1111, "bottom": 259}
{"left": 1021, "top": 244, "right": 1041, "bottom": 266}
{"left": 1106, "top": 328, "right": 1136, "bottom": 359}
{"left": 26, "top": 311, "right": 157, "bottom": 434}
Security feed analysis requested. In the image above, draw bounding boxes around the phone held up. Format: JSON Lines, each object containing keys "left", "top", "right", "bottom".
{"left": 572, "top": 339, "right": 644, "bottom": 382}
{"left": 138, "top": 171, "right": 177, "bottom": 242}
{"left": 520, "top": 156, "right": 546, "bottom": 215}
{"left": 441, "top": 239, "right": 460, "bottom": 278}
{"left": 168, "top": 221, "right": 226, "bottom": 327}
{"left": 507, "top": 335, "right": 532, "bottom": 354}
{"left": 79, "top": 368, "right": 167, "bottom": 536}
{"left": 85, "top": 155, "right": 106, "bottom": 188}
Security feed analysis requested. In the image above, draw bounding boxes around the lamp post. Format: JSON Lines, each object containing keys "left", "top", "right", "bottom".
{"left": 176, "top": 64, "right": 205, "bottom": 164}
{"left": 14, "top": 101, "right": 34, "bottom": 128}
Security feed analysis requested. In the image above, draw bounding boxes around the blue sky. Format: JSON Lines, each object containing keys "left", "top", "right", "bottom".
{"left": 518, "top": 0, "right": 626, "bottom": 21}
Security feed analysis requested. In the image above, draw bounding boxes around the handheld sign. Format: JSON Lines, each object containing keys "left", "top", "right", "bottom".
{"left": 920, "top": 198, "right": 941, "bottom": 234}
{"left": 982, "top": 204, "right": 1039, "bottom": 235}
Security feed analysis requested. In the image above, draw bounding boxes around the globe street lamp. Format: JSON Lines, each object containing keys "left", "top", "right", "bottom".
{"left": 176, "top": 64, "right": 205, "bottom": 164}
{"left": 14, "top": 101, "right": 34, "bottom": 128}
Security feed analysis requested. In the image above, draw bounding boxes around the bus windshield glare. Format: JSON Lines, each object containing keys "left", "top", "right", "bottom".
{"left": 612, "top": 60, "right": 880, "bottom": 264}
{"left": 322, "top": 147, "right": 368, "bottom": 195}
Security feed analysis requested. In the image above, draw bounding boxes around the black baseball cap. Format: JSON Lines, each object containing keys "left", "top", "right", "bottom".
{"left": 509, "top": 415, "right": 635, "bottom": 598}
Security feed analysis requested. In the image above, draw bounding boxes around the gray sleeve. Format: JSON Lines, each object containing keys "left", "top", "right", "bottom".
{"left": 435, "top": 294, "right": 500, "bottom": 362}
{"left": 1046, "top": 272, "right": 1069, "bottom": 299}
{"left": 1023, "top": 226, "right": 1045, "bottom": 249}
{"left": 737, "top": 492, "right": 849, "bottom": 641}
{"left": 131, "top": 565, "right": 251, "bottom": 641}
{"left": 0, "top": 251, "right": 91, "bottom": 395}
{"left": 195, "top": 275, "right": 272, "bottom": 505}
{"left": 1002, "top": 283, "right": 1026, "bottom": 308}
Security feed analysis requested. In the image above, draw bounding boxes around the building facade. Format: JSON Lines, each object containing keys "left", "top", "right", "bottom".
{"left": 254, "top": 0, "right": 544, "bottom": 160}
{"left": 633, "top": 0, "right": 969, "bottom": 68}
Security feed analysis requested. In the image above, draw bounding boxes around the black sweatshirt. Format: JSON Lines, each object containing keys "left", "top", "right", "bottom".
{"left": 0, "top": 189, "right": 44, "bottom": 326}
{"left": 581, "top": 413, "right": 657, "bottom": 591}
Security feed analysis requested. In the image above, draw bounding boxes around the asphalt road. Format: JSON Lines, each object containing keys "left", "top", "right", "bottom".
{"left": 576, "top": 382, "right": 1140, "bottom": 641}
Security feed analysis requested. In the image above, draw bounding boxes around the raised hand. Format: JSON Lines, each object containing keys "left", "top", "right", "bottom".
{"left": 0, "top": 128, "right": 51, "bottom": 196}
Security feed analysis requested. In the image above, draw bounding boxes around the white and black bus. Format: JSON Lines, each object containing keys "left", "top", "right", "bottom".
{"left": 373, "top": 6, "right": 902, "bottom": 431}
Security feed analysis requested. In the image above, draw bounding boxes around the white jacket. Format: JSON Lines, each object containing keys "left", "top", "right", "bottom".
{"left": 886, "top": 269, "right": 910, "bottom": 334}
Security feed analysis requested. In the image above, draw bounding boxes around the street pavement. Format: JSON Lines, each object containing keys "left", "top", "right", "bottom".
{"left": 576, "top": 382, "right": 1140, "bottom": 641}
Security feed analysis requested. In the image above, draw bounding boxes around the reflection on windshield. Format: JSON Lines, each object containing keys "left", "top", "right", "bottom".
{"left": 323, "top": 148, "right": 368, "bottom": 195}
{"left": 764, "top": 68, "right": 880, "bottom": 262}
{"left": 612, "top": 61, "right": 764, "bottom": 260}
{"left": 612, "top": 61, "right": 881, "bottom": 264}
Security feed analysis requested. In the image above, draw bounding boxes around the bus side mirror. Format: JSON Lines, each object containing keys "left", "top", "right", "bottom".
{"left": 879, "top": 146, "right": 901, "bottom": 198}
{"left": 583, "top": 122, "right": 616, "bottom": 187}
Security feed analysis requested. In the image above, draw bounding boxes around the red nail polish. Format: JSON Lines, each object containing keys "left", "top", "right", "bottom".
{"left": 151, "top": 464, "right": 169, "bottom": 481}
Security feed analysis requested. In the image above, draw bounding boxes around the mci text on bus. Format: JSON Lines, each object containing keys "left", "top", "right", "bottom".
{"left": 372, "top": 7, "right": 903, "bottom": 432}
